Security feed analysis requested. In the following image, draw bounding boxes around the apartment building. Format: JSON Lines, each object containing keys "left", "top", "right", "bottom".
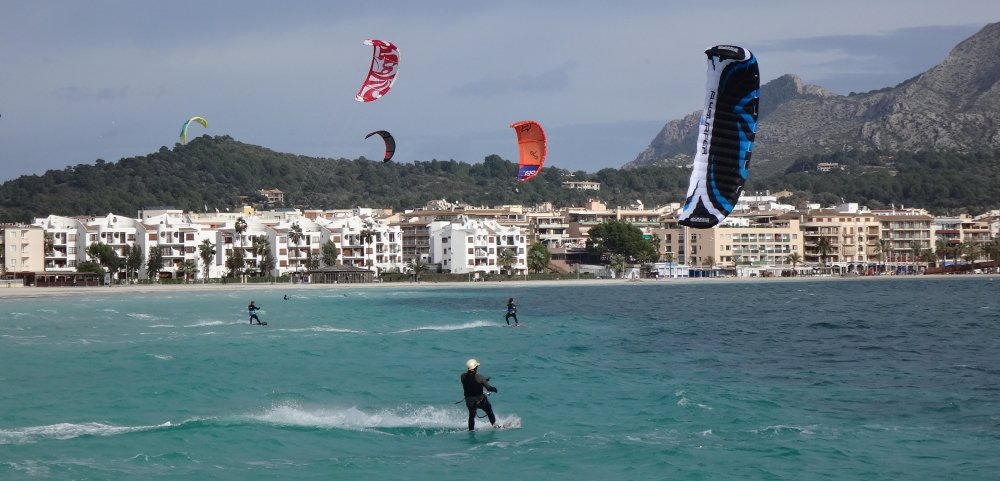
{"left": 1, "top": 224, "right": 46, "bottom": 274}
{"left": 429, "top": 217, "right": 526, "bottom": 275}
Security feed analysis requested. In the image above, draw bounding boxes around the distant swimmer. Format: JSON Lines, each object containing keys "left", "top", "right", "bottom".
{"left": 283, "top": 294, "right": 289, "bottom": 300}
{"left": 248, "top": 300, "right": 263, "bottom": 325}
{"left": 505, "top": 298, "right": 519, "bottom": 326}
{"left": 461, "top": 359, "right": 498, "bottom": 431}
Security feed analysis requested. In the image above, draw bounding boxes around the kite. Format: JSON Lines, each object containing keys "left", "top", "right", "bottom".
{"left": 179, "top": 116, "right": 208, "bottom": 145}
{"left": 365, "top": 130, "right": 396, "bottom": 162}
{"left": 677, "top": 45, "right": 760, "bottom": 229}
{"left": 355, "top": 39, "right": 399, "bottom": 102}
{"left": 510, "top": 120, "right": 547, "bottom": 183}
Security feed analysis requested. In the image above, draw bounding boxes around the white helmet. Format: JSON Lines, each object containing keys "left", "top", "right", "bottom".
{"left": 466, "top": 359, "right": 480, "bottom": 370}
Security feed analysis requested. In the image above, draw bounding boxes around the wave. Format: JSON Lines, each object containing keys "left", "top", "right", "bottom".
{"left": 394, "top": 320, "right": 497, "bottom": 333}
{"left": 0, "top": 421, "right": 171, "bottom": 445}
{"left": 183, "top": 320, "right": 240, "bottom": 328}
{"left": 0, "top": 403, "right": 520, "bottom": 444}
{"left": 281, "top": 326, "right": 365, "bottom": 334}
{"left": 250, "top": 402, "right": 520, "bottom": 434}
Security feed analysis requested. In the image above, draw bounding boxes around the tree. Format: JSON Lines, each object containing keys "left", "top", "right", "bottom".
{"left": 178, "top": 259, "right": 198, "bottom": 282}
{"left": 251, "top": 235, "right": 271, "bottom": 277}
{"left": 985, "top": 239, "right": 1000, "bottom": 263}
{"left": 44, "top": 232, "right": 55, "bottom": 256}
{"left": 934, "top": 239, "right": 952, "bottom": 267}
{"left": 76, "top": 260, "right": 105, "bottom": 278}
{"left": 199, "top": 239, "right": 216, "bottom": 281}
{"left": 960, "top": 240, "right": 980, "bottom": 265}
{"left": 498, "top": 248, "right": 516, "bottom": 276}
{"left": 526, "top": 242, "right": 551, "bottom": 273}
{"left": 816, "top": 236, "right": 833, "bottom": 272}
{"left": 406, "top": 257, "right": 428, "bottom": 282}
{"left": 289, "top": 222, "right": 304, "bottom": 272}
{"left": 608, "top": 253, "right": 626, "bottom": 278}
{"left": 359, "top": 221, "right": 376, "bottom": 268}
{"left": 87, "top": 242, "right": 121, "bottom": 282}
{"left": 876, "top": 239, "right": 892, "bottom": 273}
{"left": 124, "top": 244, "right": 143, "bottom": 282}
{"left": 260, "top": 250, "right": 276, "bottom": 278}
{"left": 305, "top": 250, "right": 321, "bottom": 270}
{"left": 786, "top": 252, "right": 802, "bottom": 269}
{"left": 321, "top": 239, "right": 339, "bottom": 266}
{"left": 146, "top": 245, "right": 164, "bottom": 280}
{"left": 234, "top": 217, "right": 248, "bottom": 282}
{"left": 225, "top": 249, "right": 245, "bottom": 278}
{"left": 586, "top": 220, "right": 646, "bottom": 259}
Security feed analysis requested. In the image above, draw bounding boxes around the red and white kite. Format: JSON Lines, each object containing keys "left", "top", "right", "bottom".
{"left": 355, "top": 39, "right": 399, "bottom": 102}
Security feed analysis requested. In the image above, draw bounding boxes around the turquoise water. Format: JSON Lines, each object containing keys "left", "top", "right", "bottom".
{"left": 2, "top": 277, "right": 998, "bottom": 480}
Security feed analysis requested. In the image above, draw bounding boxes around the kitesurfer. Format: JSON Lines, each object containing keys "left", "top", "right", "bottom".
{"left": 461, "top": 359, "right": 498, "bottom": 431}
{"left": 505, "top": 298, "right": 519, "bottom": 326}
{"left": 248, "top": 300, "right": 262, "bottom": 325}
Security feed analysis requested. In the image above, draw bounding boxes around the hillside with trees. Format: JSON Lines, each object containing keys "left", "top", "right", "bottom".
{"left": 0, "top": 135, "right": 998, "bottom": 222}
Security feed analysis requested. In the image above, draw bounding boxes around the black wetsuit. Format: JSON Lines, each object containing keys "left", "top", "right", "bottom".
{"left": 248, "top": 304, "right": 261, "bottom": 324}
{"left": 505, "top": 302, "right": 518, "bottom": 325}
{"left": 461, "top": 370, "right": 497, "bottom": 430}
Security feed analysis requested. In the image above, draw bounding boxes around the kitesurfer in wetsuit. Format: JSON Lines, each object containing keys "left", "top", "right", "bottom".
{"left": 248, "top": 300, "right": 262, "bottom": 325}
{"left": 505, "top": 298, "right": 519, "bottom": 326}
{"left": 461, "top": 359, "right": 498, "bottom": 430}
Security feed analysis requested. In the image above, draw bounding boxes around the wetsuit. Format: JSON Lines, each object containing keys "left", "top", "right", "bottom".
{"left": 461, "top": 370, "right": 497, "bottom": 430}
{"left": 505, "top": 302, "right": 518, "bottom": 326}
{"left": 248, "top": 304, "right": 261, "bottom": 324}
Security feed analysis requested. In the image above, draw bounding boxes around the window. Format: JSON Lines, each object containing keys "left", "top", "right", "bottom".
{"left": 468, "top": 248, "right": 474, "bottom": 254}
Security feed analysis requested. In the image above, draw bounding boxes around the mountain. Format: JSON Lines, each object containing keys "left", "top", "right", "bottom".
{"left": 627, "top": 21, "right": 1000, "bottom": 176}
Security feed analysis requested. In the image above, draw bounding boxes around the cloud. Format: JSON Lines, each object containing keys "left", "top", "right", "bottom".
{"left": 450, "top": 62, "right": 577, "bottom": 96}
{"left": 758, "top": 24, "right": 982, "bottom": 93}
{"left": 56, "top": 86, "right": 131, "bottom": 101}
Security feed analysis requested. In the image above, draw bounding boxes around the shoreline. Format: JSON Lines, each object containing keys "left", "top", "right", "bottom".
{"left": 0, "top": 274, "right": 995, "bottom": 300}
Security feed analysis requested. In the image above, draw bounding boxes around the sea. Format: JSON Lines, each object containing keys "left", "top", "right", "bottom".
{"left": 1, "top": 276, "right": 998, "bottom": 480}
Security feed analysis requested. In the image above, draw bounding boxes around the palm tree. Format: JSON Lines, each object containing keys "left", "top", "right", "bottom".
{"left": 934, "top": 239, "right": 951, "bottom": 268}
{"left": 876, "top": 239, "right": 892, "bottom": 274}
{"left": 234, "top": 217, "right": 248, "bottom": 282}
{"left": 786, "top": 252, "right": 802, "bottom": 275}
{"left": 909, "top": 240, "right": 924, "bottom": 273}
{"left": 960, "top": 240, "right": 980, "bottom": 267}
{"left": 498, "top": 248, "right": 516, "bottom": 276}
{"left": 199, "top": 239, "right": 216, "bottom": 282}
{"left": 816, "top": 236, "right": 833, "bottom": 273}
{"left": 405, "top": 257, "right": 428, "bottom": 282}
{"left": 288, "top": 222, "right": 304, "bottom": 277}
{"left": 178, "top": 259, "right": 198, "bottom": 282}
{"left": 251, "top": 235, "right": 270, "bottom": 278}
{"left": 701, "top": 256, "right": 716, "bottom": 277}
{"left": 359, "top": 221, "right": 376, "bottom": 269}
{"left": 526, "top": 242, "right": 551, "bottom": 274}
{"left": 608, "top": 253, "right": 626, "bottom": 278}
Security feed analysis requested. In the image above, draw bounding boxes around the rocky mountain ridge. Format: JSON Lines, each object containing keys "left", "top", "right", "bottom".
{"left": 627, "top": 21, "right": 1000, "bottom": 176}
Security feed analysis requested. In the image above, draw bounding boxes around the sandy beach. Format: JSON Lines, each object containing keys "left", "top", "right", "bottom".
{"left": 0, "top": 274, "right": 989, "bottom": 300}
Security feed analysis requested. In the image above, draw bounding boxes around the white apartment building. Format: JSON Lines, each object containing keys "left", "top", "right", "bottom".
{"left": 33, "top": 215, "right": 87, "bottom": 271}
{"left": 142, "top": 213, "right": 222, "bottom": 279}
{"left": 429, "top": 217, "right": 526, "bottom": 275}
{"left": 322, "top": 216, "right": 403, "bottom": 274}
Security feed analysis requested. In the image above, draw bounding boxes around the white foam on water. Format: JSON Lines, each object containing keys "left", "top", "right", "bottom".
{"left": 250, "top": 402, "right": 521, "bottom": 433}
{"left": 394, "top": 320, "right": 497, "bottom": 333}
{"left": 0, "top": 421, "right": 170, "bottom": 445}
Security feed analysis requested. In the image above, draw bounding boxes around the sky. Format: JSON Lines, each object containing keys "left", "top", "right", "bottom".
{"left": 1, "top": 1, "right": 997, "bottom": 182}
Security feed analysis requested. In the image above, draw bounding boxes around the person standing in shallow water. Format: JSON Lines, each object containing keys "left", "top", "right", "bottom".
{"left": 505, "top": 297, "right": 519, "bottom": 326}
{"left": 461, "top": 358, "right": 498, "bottom": 431}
